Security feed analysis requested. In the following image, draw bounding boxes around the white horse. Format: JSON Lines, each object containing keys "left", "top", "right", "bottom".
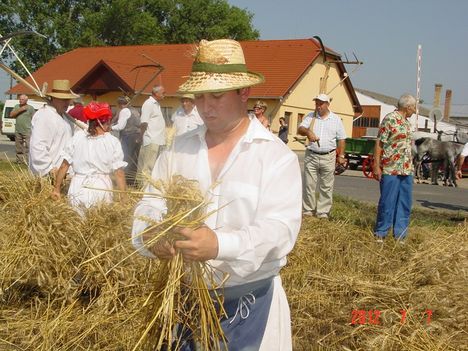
{"left": 414, "top": 138, "right": 464, "bottom": 187}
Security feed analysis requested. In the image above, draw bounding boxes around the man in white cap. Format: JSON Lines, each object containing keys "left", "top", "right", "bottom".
{"left": 170, "top": 93, "right": 203, "bottom": 136}
{"left": 131, "top": 39, "right": 301, "bottom": 350}
{"left": 297, "top": 93, "right": 347, "bottom": 219}
{"left": 29, "top": 79, "right": 79, "bottom": 178}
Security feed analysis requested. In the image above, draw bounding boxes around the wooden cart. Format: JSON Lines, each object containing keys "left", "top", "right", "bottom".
{"left": 344, "top": 137, "right": 376, "bottom": 179}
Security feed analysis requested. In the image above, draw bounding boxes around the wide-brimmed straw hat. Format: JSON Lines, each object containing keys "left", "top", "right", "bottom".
{"left": 83, "top": 102, "right": 112, "bottom": 123}
{"left": 179, "top": 93, "right": 195, "bottom": 100}
{"left": 177, "top": 39, "right": 264, "bottom": 94}
{"left": 46, "top": 80, "right": 79, "bottom": 99}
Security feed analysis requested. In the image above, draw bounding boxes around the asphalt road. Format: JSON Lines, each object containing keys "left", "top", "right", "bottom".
{"left": 1, "top": 135, "right": 466, "bottom": 213}
{"left": 295, "top": 150, "right": 467, "bottom": 213}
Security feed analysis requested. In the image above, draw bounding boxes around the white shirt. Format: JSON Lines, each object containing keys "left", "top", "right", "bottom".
{"left": 132, "top": 117, "right": 302, "bottom": 287}
{"left": 171, "top": 106, "right": 204, "bottom": 136}
{"left": 112, "top": 107, "right": 131, "bottom": 131}
{"left": 29, "top": 105, "right": 74, "bottom": 176}
{"left": 140, "top": 96, "right": 166, "bottom": 146}
{"left": 300, "top": 111, "right": 346, "bottom": 152}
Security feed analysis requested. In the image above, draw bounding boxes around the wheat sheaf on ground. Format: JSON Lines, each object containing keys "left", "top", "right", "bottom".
{"left": 0, "top": 168, "right": 467, "bottom": 350}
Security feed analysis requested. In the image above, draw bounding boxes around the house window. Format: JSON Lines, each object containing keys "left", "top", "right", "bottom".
{"left": 298, "top": 113, "right": 305, "bottom": 125}
{"left": 284, "top": 111, "right": 292, "bottom": 126}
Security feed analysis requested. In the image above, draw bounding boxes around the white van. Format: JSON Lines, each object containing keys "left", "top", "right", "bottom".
{"left": 1, "top": 99, "right": 46, "bottom": 141}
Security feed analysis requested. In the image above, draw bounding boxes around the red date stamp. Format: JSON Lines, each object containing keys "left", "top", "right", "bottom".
{"left": 351, "top": 309, "right": 433, "bottom": 325}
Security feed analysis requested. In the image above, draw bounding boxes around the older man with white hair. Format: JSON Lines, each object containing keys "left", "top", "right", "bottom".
{"left": 9, "top": 94, "right": 35, "bottom": 164}
{"left": 138, "top": 85, "right": 166, "bottom": 180}
{"left": 373, "top": 94, "right": 416, "bottom": 243}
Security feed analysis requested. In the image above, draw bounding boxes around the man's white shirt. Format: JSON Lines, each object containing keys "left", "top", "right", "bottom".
{"left": 171, "top": 106, "right": 204, "bottom": 136}
{"left": 140, "top": 96, "right": 166, "bottom": 146}
{"left": 29, "top": 105, "right": 74, "bottom": 176}
{"left": 132, "top": 117, "right": 302, "bottom": 287}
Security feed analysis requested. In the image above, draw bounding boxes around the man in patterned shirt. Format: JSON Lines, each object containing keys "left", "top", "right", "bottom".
{"left": 373, "top": 94, "right": 416, "bottom": 242}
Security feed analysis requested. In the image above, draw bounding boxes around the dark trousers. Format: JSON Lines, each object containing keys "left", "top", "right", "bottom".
{"left": 121, "top": 133, "right": 141, "bottom": 186}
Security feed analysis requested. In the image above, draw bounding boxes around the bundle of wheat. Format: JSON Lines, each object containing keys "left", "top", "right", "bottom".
{"left": 132, "top": 174, "right": 227, "bottom": 351}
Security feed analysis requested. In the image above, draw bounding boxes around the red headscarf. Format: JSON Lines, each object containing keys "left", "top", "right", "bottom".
{"left": 83, "top": 102, "right": 112, "bottom": 124}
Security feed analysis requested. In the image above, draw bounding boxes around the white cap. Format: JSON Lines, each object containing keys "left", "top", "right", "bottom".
{"left": 313, "top": 93, "right": 331, "bottom": 103}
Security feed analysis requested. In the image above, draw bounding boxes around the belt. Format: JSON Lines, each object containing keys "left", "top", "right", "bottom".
{"left": 308, "top": 149, "right": 336, "bottom": 155}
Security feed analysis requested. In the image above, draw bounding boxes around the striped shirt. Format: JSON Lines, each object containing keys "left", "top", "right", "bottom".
{"left": 299, "top": 111, "right": 346, "bottom": 152}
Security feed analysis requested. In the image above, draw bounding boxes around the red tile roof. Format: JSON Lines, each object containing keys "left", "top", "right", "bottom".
{"left": 9, "top": 38, "right": 337, "bottom": 98}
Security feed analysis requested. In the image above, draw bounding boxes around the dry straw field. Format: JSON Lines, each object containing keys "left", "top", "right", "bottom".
{"left": 0, "top": 166, "right": 466, "bottom": 350}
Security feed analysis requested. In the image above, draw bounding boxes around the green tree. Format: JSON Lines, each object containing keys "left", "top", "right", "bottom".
{"left": 0, "top": 0, "right": 259, "bottom": 73}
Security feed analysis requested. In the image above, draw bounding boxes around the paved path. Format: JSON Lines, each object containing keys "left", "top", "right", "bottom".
{"left": 295, "top": 150, "right": 467, "bottom": 213}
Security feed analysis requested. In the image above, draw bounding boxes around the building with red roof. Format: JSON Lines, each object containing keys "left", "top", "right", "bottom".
{"left": 9, "top": 38, "right": 362, "bottom": 149}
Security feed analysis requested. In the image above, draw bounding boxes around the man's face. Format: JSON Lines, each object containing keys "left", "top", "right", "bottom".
{"left": 51, "top": 97, "right": 71, "bottom": 114}
{"left": 19, "top": 95, "right": 28, "bottom": 106}
{"left": 404, "top": 104, "right": 416, "bottom": 118}
{"left": 195, "top": 88, "right": 249, "bottom": 134}
{"left": 181, "top": 98, "right": 194, "bottom": 114}
{"left": 153, "top": 88, "right": 165, "bottom": 101}
{"left": 314, "top": 100, "right": 329, "bottom": 115}
{"left": 253, "top": 105, "right": 264, "bottom": 117}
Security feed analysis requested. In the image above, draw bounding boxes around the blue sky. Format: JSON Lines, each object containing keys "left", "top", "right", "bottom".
{"left": 1, "top": 0, "right": 467, "bottom": 104}
{"left": 227, "top": 0, "right": 467, "bottom": 104}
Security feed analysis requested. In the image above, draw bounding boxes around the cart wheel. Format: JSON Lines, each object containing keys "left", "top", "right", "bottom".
{"left": 362, "top": 155, "right": 374, "bottom": 179}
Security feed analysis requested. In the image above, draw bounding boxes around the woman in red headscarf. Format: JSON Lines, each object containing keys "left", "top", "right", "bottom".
{"left": 52, "top": 102, "right": 127, "bottom": 214}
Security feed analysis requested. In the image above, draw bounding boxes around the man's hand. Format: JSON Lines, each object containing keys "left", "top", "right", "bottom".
{"left": 147, "top": 238, "right": 176, "bottom": 259}
{"left": 456, "top": 170, "right": 462, "bottom": 180}
{"left": 51, "top": 189, "right": 61, "bottom": 200}
{"left": 173, "top": 225, "right": 218, "bottom": 261}
{"left": 373, "top": 166, "right": 382, "bottom": 181}
{"left": 337, "top": 155, "right": 347, "bottom": 165}
{"left": 307, "top": 131, "right": 320, "bottom": 143}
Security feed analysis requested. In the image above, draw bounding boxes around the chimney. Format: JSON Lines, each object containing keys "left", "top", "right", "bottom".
{"left": 443, "top": 89, "right": 452, "bottom": 121}
{"left": 433, "top": 83, "right": 442, "bottom": 108}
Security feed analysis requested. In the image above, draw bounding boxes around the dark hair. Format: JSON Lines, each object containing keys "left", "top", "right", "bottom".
{"left": 88, "top": 119, "right": 99, "bottom": 136}
{"left": 279, "top": 117, "right": 285, "bottom": 122}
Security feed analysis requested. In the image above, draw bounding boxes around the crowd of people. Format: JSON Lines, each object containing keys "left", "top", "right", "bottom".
{"left": 7, "top": 37, "right": 467, "bottom": 350}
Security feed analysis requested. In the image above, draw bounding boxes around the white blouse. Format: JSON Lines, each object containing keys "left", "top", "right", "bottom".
{"left": 62, "top": 130, "right": 127, "bottom": 174}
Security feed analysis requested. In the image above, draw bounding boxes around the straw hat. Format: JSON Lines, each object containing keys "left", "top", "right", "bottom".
{"left": 47, "top": 80, "right": 79, "bottom": 99}
{"left": 83, "top": 102, "right": 112, "bottom": 123}
{"left": 180, "top": 93, "right": 195, "bottom": 100}
{"left": 177, "top": 39, "right": 264, "bottom": 94}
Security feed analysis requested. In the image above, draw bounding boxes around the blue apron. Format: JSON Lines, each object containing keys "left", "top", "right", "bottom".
{"left": 176, "top": 277, "right": 274, "bottom": 351}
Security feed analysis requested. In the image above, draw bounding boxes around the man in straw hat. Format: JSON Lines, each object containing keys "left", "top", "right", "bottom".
{"left": 171, "top": 93, "right": 203, "bottom": 136}
{"left": 29, "top": 79, "right": 79, "bottom": 178}
{"left": 132, "top": 39, "right": 301, "bottom": 350}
